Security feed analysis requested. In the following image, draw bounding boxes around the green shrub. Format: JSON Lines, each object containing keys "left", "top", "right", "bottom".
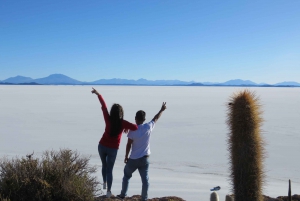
{"left": 0, "top": 149, "right": 100, "bottom": 201}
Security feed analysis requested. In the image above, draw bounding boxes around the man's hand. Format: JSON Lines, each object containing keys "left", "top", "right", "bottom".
{"left": 152, "top": 102, "right": 167, "bottom": 123}
{"left": 161, "top": 102, "right": 167, "bottom": 111}
{"left": 125, "top": 139, "right": 133, "bottom": 164}
{"left": 91, "top": 87, "right": 100, "bottom": 95}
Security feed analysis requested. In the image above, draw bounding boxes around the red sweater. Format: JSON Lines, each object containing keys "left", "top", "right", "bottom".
{"left": 98, "top": 95, "right": 138, "bottom": 149}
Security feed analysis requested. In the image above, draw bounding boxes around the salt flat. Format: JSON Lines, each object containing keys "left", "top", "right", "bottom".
{"left": 0, "top": 85, "right": 299, "bottom": 200}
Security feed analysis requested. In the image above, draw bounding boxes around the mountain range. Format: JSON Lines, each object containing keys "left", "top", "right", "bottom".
{"left": 1, "top": 74, "right": 300, "bottom": 87}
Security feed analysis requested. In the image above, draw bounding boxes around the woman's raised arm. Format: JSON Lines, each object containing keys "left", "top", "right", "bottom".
{"left": 91, "top": 88, "right": 109, "bottom": 123}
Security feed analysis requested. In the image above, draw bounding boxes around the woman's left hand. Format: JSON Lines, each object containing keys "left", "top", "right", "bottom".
{"left": 91, "top": 87, "right": 100, "bottom": 95}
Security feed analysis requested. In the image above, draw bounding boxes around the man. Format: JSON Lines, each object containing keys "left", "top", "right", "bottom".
{"left": 117, "top": 102, "right": 167, "bottom": 201}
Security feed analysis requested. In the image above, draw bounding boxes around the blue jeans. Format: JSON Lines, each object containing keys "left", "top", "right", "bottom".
{"left": 120, "top": 156, "right": 150, "bottom": 201}
{"left": 98, "top": 144, "right": 118, "bottom": 191}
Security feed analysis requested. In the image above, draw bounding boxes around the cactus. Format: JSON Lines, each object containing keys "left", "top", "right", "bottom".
{"left": 210, "top": 192, "right": 219, "bottom": 201}
{"left": 288, "top": 180, "right": 292, "bottom": 201}
{"left": 225, "top": 194, "right": 234, "bottom": 201}
{"left": 227, "top": 90, "right": 265, "bottom": 201}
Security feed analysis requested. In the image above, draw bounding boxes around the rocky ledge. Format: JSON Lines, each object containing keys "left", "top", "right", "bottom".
{"left": 95, "top": 194, "right": 300, "bottom": 201}
{"left": 95, "top": 195, "right": 185, "bottom": 201}
{"left": 264, "top": 194, "right": 300, "bottom": 201}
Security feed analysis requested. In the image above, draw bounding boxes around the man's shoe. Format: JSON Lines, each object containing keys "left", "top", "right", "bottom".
{"left": 106, "top": 191, "right": 112, "bottom": 198}
{"left": 103, "top": 182, "right": 107, "bottom": 189}
{"left": 116, "top": 194, "right": 125, "bottom": 200}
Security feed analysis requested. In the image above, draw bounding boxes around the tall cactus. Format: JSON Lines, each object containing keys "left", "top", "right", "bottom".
{"left": 227, "top": 90, "right": 265, "bottom": 201}
{"left": 288, "top": 180, "right": 291, "bottom": 201}
{"left": 210, "top": 192, "right": 219, "bottom": 201}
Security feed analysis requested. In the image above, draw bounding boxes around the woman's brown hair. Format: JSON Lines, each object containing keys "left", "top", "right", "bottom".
{"left": 109, "top": 104, "right": 124, "bottom": 137}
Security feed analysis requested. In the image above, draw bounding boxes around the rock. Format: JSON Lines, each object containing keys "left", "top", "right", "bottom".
{"left": 262, "top": 195, "right": 300, "bottom": 201}
{"left": 277, "top": 194, "right": 300, "bottom": 201}
{"left": 263, "top": 195, "right": 284, "bottom": 201}
{"left": 94, "top": 194, "right": 300, "bottom": 201}
{"left": 94, "top": 195, "right": 186, "bottom": 201}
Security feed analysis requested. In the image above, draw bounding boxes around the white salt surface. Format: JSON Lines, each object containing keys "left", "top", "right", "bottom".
{"left": 0, "top": 86, "right": 299, "bottom": 201}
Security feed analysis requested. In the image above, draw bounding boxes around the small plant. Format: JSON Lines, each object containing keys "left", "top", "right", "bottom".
{"left": 0, "top": 149, "right": 100, "bottom": 201}
{"left": 227, "top": 90, "right": 265, "bottom": 201}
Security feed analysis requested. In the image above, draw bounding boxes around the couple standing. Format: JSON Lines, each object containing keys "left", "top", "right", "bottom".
{"left": 91, "top": 88, "right": 167, "bottom": 201}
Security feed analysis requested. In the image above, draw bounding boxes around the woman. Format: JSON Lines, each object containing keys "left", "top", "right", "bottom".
{"left": 91, "top": 88, "right": 138, "bottom": 198}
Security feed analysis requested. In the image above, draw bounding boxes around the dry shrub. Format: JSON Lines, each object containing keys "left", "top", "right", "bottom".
{"left": 0, "top": 149, "right": 100, "bottom": 201}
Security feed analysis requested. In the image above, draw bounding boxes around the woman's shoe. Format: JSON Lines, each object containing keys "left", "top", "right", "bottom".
{"left": 106, "top": 191, "right": 112, "bottom": 198}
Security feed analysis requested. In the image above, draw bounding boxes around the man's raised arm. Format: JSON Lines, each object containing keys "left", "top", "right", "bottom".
{"left": 152, "top": 102, "right": 167, "bottom": 123}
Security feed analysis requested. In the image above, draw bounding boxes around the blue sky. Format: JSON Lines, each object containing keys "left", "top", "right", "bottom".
{"left": 1, "top": 1, "right": 299, "bottom": 84}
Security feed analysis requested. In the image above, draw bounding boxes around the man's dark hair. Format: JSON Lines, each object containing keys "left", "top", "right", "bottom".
{"left": 136, "top": 110, "right": 146, "bottom": 121}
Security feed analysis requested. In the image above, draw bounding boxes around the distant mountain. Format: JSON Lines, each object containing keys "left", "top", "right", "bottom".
{"left": 1, "top": 74, "right": 193, "bottom": 85}
{"left": 189, "top": 80, "right": 258, "bottom": 86}
{"left": 3, "top": 76, "right": 34, "bottom": 84}
{"left": 1, "top": 74, "right": 300, "bottom": 87}
{"left": 19, "top": 82, "right": 41, "bottom": 85}
{"left": 91, "top": 78, "right": 193, "bottom": 85}
{"left": 189, "top": 83, "right": 205, "bottom": 86}
{"left": 91, "top": 78, "right": 138, "bottom": 85}
{"left": 134, "top": 79, "right": 193, "bottom": 85}
{"left": 221, "top": 79, "right": 257, "bottom": 86}
{"left": 152, "top": 79, "right": 194, "bottom": 85}
{"left": 202, "top": 82, "right": 220, "bottom": 85}
{"left": 275, "top": 81, "right": 300, "bottom": 86}
{"left": 34, "top": 74, "right": 82, "bottom": 85}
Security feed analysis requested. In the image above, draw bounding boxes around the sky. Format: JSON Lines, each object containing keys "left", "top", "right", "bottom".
{"left": 1, "top": 1, "right": 299, "bottom": 84}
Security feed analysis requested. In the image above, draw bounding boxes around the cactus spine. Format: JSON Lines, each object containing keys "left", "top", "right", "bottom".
{"left": 210, "top": 192, "right": 219, "bottom": 201}
{"left": 227, "top": 90, "right": 265, "bottom": 201}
